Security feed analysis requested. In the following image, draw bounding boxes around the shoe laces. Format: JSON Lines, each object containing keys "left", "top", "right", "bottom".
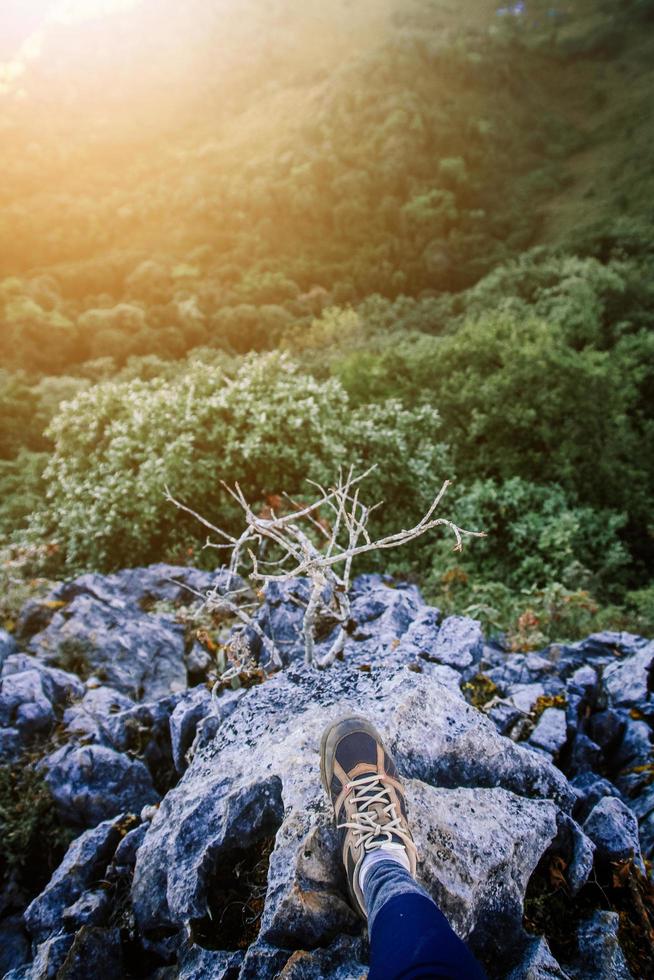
{"left": 338, "top": 773, "right": 412, "bottom": 853}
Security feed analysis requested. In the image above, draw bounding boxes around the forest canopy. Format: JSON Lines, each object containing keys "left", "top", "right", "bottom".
{"left": 1, "top": 0, "right": 653, "bottom": 646}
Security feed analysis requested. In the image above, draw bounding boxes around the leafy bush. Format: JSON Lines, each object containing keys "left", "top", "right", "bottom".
{"left": 34, "top": 353, "right": 450, "bottom": 572}
{"left": 0, "top": 762, "right": 74, "bottom": 901}
{"left": 431, "top": 478, "right": 629, "bottom": 595}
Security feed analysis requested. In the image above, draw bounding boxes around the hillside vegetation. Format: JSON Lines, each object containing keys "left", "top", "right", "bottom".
{"left": 1, "top": 0, "right": 653, "bottom": 647}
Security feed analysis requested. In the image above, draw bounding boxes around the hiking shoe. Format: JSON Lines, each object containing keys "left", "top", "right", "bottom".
{"left": 320, "top": 715, "right": 418, "bottom": 918}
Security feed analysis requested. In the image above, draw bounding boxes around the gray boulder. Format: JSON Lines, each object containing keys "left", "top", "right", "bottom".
{"left": 553, "top": 813, "right": 595, "bottom": 895}
{"left": 24, "top": 814, "right": 130, "bottom": 941}
{"left": 170, "top": 685, "right": 214, "bottom": 773}
{"left": 507, "top": 936, "right": 570, "bottom": 979}
{"left": 346, "top": 582, "right": 424, "bottom": 660}
{"left": 273, "top": 935, "right": 367, "bottom": 978}
{"left": 506, "top": 683, "right": 546, "bottom": 714}
{"left": 603, "top": 641, "right": 653, "bottom": 706}
{"left": 41, "top": 743, "right": 159, "bottom": 827}
{"left": 48, "top": 564, "right": 222, "bottom": 613}
{"left": 61, "top": 888, "right": 111, "bottom": 930}
{"left": 530, "top": 708, "right": 567, "bottom": 755}
{"left": 571, "top": 772, "right": 620, "bottom": 823}
{"left": 132, "top": 657, "right": 572, "bottom": 976}
{"left": 404, "top": 613, "right": 483, "bottom": 670}
{"left": 57, "top": 926, "right": 124, "bottom": 980}
{"left": 407, "top": 781, "right": 557, "bottom": 961}
{"left": 0, "top": 627, "right": 18, "bottom": 667}
{"left": 0, "top": 669, "right": 55, "bottom": 740}
{"left": 12, "top": 934, "right": 75, "bottom": 980}
{"left": 2, "top": 654, "right": 84, "bottom": 708}
{"left": 28, "top": 596, "right": 187, "bottom": 700}
{"left": 177, "top": 944, "right": 244, "bottom": 979}
{"left": 583, "top": 797, "right": 645, "bottom": 872}
{"left": 566, "top": 911, "right": 634, "bottom": 979}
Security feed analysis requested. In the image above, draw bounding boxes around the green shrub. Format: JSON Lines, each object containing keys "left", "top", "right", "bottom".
{"left": 0, "top": 762, "right": 74, "bottom": 901}
{"left": 432, "top": 477, "right": 629, "bottom": 595}
{"left": 33, "top": 352, "right": 450, "bottom": 572}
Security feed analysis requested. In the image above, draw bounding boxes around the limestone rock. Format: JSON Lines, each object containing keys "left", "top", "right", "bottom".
{"left": 57, "top": 926, "right": 124, "bottom": 980}
{"left": 530, "top": 709, "right": 567, "bottom": 755}
{"left": 419, "top": 614, "right": 483, "bottom": 669}
{"left": 583, "top": 797, "right": 645, "bottom": 872}
{"left": 566, "top": 911, "right": 634, "bottom": 979}
{"left": 28, "top": 596, "right": 187, "bottom": 700}
{"left": 61, "top": 888, "right": 110, "bottom": 930}
{"left": 41, "top": 743, "right": 159, "bottom": 827}
{"left": 24, "top": 814, "right": 129, "bottom": 941}
{"left": 170, "top": 686, "right": 213, "bottom": 773}
{"left": 132, "top": 658, "right": 572, "bottom": 977}
{"left": 507, "top": 937, "right": 571, "bottom": 979}
{"left": 0, "top": 628, "right": 18, "bottom": 667}
{"left": 406, "top": 781, "right": 557, "bottom": 959}
{"left": 603, "top": 641, "right": 654, "bottom": 706}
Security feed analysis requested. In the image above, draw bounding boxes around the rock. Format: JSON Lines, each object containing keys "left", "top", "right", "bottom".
{"left": 170, "top": 686, "right": 214, "bottom": 773}
{"left": 507, "top": 683, "right": 546, "bottom": 714}
{"left": 530, "top": 709, "right": 567, "bottom": 755}
{"left": 583, "top": 797, "right": 645, "bottom": 872}
{"left": 240, "top": 942, "right": 293, "bottom": 978}
{"left": 417, "top": 661, "right": 464, "bottom": 695}
{"left": 506, "top": 936, "right": 570, "bottom": 979}
{"left": 57, "top": 926, "right": 124, "bottom": 979}
{"left": 487, "top": 654, "right": 555, "bottom": 691}
{"left": 0, "top": 669, "right": 55, "bottom": 741}
{"left": 276, "top": 935, "right": 367, "bottom": 978}
{"left": 112, "top": 822, "right": 148, "bottom": 869}
{"left": 423, "top": 614, "right": 483, "bottom": 669}
{"left": 63, "top": 686, "right": 135, "bottom": 743}
{"left": 61, "top": 888, "right": 110, "bottom": 929}
{"left": 41, "top": 743, "right": 159, "bottom": 827}
{"left": 570, "top": 773, "right": 621, "bottom": 823}
{"left": 62, "top": 688, "right": 179, "bottom": 793}
{"left": 177, "top": 943, "right": 244, "bottom": 979}
{"left": 132, "top": 658, "right": 572, "bottom": 977}
{"left": 2, "top": 654, "right": 85, "bottom": 708}
{"left": 0, "top": 628, "right": 18, "bottom": 667}
{"left": 586, "top": 709, "right": 625, "bottom": 752}
{"left": 48, "top": 564, "right": 222, "bottom": 612}
{"left": 566, "top": 911, "right": 633, "bottom": 979}
{"left": 553, "top": 813, "right": 595, "bottom": 895}
{"left": 346, "top": 583, "right": 424, "bottom": 659}
{"left": 256, "top": 578, "right": 312, "bottom": 664}
{"left": 0, "top": 915, "right": 31, "bottom": 976}
{"left": 185, "top": 641, "right": 213, "bottom": 682}
{"left": 566, "top": 733, "right": 602, "bottom": 776}
{"left": 603, "top": 641, "right": 654, "bottom": 706}
{"left": 406, "top": 781, "right": 557, "bottom": 961}
{"left": 394, "top": 606, "right": 441, "bottom": 661}
{"left": 28, "top": 596, "right": 187, "bottom": 700}
{"left": 612, "top": 718, "right": 653, "bottom": 796}
{"left": 15, "top": 599, "right": 61, "bottom": 642}
{"left": 484, "top": 698, "right": 523, "bottom": 735}
{"left": 26, "top": 934, "right": 75, "bottom": 979}
{"left": 569, "top": 665, "right": 598, "bottom": 692}
{"left": 24, "top": 814, "right": 130, "bottom": 941}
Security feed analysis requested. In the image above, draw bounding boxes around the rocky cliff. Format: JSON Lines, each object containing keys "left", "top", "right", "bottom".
{"left": 1, "top": 566, "right": 652, "bottom": 979}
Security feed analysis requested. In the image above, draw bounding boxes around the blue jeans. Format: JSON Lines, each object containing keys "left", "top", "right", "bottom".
{"left": 362, "top": 859, "right": 487, "bottom": 980}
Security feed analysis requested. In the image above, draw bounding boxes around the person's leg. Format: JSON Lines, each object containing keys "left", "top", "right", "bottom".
{"left": 320, "top": 716, "right": 486, "bottom": 980}
{"left": 361, "top": 856, "right": 486, "bottom": 980}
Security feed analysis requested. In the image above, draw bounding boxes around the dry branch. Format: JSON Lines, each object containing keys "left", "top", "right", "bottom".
{"left": 166, "top": 467, "right": 484, "bottom": 670}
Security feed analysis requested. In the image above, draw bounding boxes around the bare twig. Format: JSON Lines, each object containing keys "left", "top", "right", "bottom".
{"left": 166, "top": 469, "right": 483, "bottom": 670}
